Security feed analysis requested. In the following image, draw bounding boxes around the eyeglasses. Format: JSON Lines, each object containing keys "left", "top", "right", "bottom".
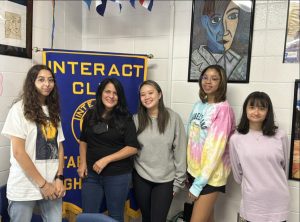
{"left": 201, "top": 75, "right": 220, "bottom": 83}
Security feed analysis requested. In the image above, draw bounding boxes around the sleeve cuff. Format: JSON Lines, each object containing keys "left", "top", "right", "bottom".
{"left": 173, "top": 185, "right": 181, "bottom": 194}
{"left": 189, "top": 176, "right": 208, "bottom": 197}
{"left": 189, "top": 183, "right": 202, "bottom": 197}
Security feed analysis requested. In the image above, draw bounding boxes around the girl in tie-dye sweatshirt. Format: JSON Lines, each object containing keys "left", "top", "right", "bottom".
{"left": 186, "top": 65, "right": 235, "bottom": 222}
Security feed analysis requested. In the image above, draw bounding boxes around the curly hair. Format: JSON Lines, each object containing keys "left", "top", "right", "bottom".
{"left": 19, "top": 64, "right": 60, "bottom": 127}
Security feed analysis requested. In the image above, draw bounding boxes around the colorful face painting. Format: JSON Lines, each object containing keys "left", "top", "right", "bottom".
{"left": 200, "top": 1, "right": 239, "bottom": 53}
{"left": 188, "top": 0, "right": 254, "bottom": 83}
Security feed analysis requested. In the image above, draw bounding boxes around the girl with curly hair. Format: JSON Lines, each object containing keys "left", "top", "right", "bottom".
{"left": 1, "top": 64, "right": 66, "bottom": 222}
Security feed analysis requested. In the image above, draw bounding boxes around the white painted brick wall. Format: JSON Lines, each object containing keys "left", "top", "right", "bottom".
{"left": 0, "top": 0, "right": 298, "bottom": 221}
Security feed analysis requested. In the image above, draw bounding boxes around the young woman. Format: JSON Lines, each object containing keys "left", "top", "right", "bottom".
{"left": 186, "top": 65, "right": 235, "bottom": 222}
{"left": 229, "top": 92, "right": 289, "bottom": 222}
{"left": 132, "top": 80, "right": 187, "bottom": 222}
{"left": 77, "top": 78, "right": 139, "bottom": 222}
{"left": 1, "top": 64, "right": 65, "bottom": 222}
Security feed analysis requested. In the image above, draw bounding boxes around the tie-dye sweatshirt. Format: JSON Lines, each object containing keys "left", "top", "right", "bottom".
{"left": 187, "top": 100, "right": 235, "bottom": 197}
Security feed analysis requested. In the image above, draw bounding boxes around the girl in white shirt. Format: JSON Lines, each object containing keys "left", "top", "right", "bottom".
{"left": 1, "top": 65, "right": 65, "bottom": 222}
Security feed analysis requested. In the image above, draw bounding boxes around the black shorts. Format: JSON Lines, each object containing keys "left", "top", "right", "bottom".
{"left": 187, "top": 173, "right": 226, "bottom": 195}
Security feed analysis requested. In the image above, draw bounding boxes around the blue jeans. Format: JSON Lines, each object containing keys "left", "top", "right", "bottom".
{"left": 8, "top": 198, "right": 62, "bottom": 222}
{"left": 81, "top": 171, "right": 131, "bottom": 222}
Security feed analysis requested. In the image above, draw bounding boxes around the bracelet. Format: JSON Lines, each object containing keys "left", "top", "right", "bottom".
{"left": 39, "top": 180, "right": 47, "bottom": 189}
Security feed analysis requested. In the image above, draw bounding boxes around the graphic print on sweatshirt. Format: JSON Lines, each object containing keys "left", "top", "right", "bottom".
{"left": 187, "top": 104, "right": 215, "bottom": 173}
{"left": 36, "top": 122, "right": 58, "bottom": 160}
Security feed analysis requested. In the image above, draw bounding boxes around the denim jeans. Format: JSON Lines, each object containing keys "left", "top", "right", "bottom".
{"left": 81, "top": 171, "right": 131, "bottom": 222}
{"left": 8, "top": 198, "right": 62, "bottom": 222}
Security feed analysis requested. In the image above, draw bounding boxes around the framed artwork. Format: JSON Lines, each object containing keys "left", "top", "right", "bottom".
{"left": 283, "top": 0, "right": 300, "bottom": 63}
{"left": 289, "top": 79, "right": 300, "bottom": 181}
{"left": 188, "top": 0, "right": 255, "bottom": 83}
{"left": 0, "top": 0, "right": 33, "bottom": 58}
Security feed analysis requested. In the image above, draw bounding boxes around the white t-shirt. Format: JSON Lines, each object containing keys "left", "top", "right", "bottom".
{"left": 1, "top": 100, "right": 65, "bottom": 201}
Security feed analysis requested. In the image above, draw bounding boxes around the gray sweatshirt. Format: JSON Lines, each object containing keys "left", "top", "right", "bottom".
{"left": 133, "top": 109, "right": 187, "bottom": 193}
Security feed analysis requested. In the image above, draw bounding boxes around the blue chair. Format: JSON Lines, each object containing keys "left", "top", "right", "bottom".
{"left": 76, "top": 213, "right": 117, "bottom": 222}
{"left": 0, "top": 185, "right": 9, "bottom": 222}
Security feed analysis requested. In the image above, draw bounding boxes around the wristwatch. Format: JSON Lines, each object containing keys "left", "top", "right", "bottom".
{"left": 55, "top": 174, "right": 65, "bottom": 181}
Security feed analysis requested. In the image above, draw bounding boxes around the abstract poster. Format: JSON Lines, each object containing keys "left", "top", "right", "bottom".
{"left": 188, "top": 0, "right": 255, "bottom": 83}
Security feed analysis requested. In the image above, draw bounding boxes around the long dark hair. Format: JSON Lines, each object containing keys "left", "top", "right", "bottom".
{"left": 89, "top": 78, "right": 130, "bottom": 134}
{"left": 199, "top": 64, "right": 227, "bottom": 103}
{"left": 18, "top": 64, "right": 60, "bottom": 127}
{"left": 237, "top": 91, "right": 278, "bottom": 136}
{"left": 137, "top": 80, "right": 169, "bottom": 135}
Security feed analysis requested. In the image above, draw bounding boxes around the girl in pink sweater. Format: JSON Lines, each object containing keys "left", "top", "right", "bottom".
{"left": 229, "top": 92, "right": 289, "bottom": 222}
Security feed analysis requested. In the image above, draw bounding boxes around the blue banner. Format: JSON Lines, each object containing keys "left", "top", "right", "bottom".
{"left": 42, "top": 49, "right": 147, "bottom": 221}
